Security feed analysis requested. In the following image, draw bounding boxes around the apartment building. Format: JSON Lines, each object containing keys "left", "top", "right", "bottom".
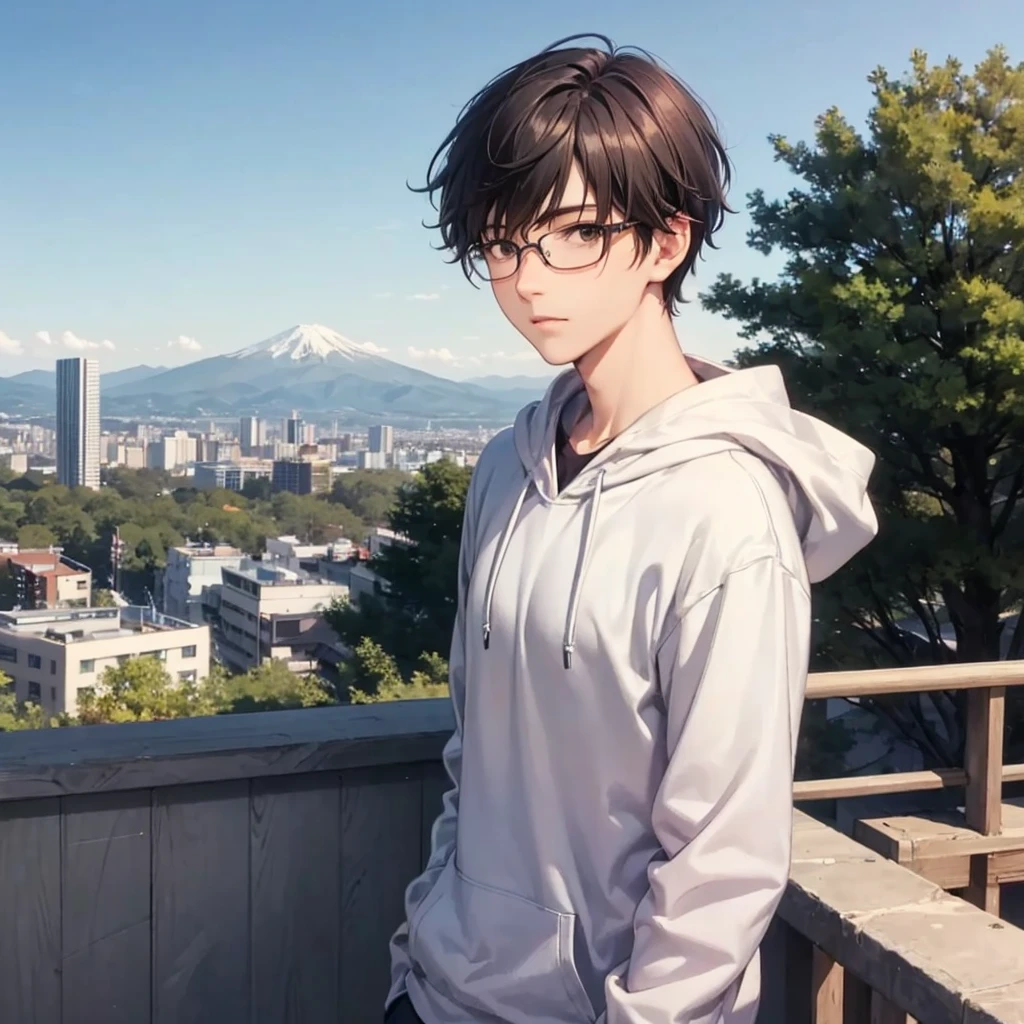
{"left": 157, "top": 543, "right": 245, "bottom": 624}
{"left": 2, "top": 549, "right": 92, "bottom": 609}
{"left": 218, "top": 561, "right": 348, "bottom": 673}
{"left": 0, "top": 606, "right": 211, "bottom": 716}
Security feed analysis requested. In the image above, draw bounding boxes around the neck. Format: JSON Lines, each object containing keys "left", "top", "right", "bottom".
{"left": 570, "top": 291, "right": 699, "bottom": 451}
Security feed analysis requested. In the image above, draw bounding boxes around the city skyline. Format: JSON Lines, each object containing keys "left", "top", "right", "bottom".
{"left": 2, "top": 0, "right": 1020, "bottom": 379}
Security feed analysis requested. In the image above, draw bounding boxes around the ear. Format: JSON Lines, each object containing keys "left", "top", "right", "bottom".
{"left": 646, "top": 213, "right": 692, "bottom": 283}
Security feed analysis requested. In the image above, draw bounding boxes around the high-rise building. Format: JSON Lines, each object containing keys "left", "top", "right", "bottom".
{"left": 285, "top": 411, "right": 304, "bottom": 446}
{"left": 368, "top": 424, "right": 394, "bottom": 455}
{"left": 240, "top": 416, "right": 264, "bottom": 455}
{"left": 55, "top": 358, "right": 100, "bottom": 490}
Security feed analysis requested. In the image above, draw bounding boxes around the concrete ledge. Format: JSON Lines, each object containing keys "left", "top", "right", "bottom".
{"left": 783, "top": 810, "right": 1024, "bottom": 1024}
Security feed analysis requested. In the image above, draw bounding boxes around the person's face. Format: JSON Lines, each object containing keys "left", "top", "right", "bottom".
{"left": 483, "top": 164, "right": 690, "bottom": 367}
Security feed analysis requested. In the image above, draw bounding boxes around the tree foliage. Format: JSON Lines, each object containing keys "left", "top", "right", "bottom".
{"left": 74, "top": 657, "right": 337, "bottom": 725}
{"left": 347, "top": 639, "right": 450, "bottom": 704}
{"left": 326, "top": 459, "right": 471, "bottom": 673}
{"left": 703, "top": 47, "right": 1024, "bottom": 765}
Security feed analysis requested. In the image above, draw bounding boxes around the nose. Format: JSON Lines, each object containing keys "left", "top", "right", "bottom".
{"left": 513, "top": 244, "right": 548, "bottom": 299}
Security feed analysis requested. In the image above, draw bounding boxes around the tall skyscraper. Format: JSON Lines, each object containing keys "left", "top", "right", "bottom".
{"left": 240, "top": 415, "right": 263, "bottom": 455}
{"left": 285, "top": 411, "right": 304, "bottom": 445}
{"left": 368, "top": 424, "right": 394, "bottom": 455}
{"left": 56, "top": 358, "right": 100, "bottom": 490}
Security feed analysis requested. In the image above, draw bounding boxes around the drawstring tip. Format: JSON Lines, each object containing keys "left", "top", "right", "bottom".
{"left": 562, "top": 645, "right": 573, "bottom": 670}
{"left": 482, "top": 624, "right": 491, "bottom": 650}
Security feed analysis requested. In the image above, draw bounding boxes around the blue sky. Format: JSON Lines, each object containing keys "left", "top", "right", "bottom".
{"left": 1, "top": 0, "right": 1020, "bottom": 380}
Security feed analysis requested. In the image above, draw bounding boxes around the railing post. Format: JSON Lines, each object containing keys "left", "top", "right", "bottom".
{"left": 964, "top": 685, "right": 1006, "bottom": 914}
{"left": 811, "top": 946, "right": 844, "bottom": 1024}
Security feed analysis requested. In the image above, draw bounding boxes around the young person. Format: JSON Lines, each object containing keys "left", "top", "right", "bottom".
{"left": 385, "top": 34, "right": 877, "bottom": 1024}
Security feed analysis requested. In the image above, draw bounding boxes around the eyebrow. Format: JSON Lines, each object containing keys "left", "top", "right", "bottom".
{"left": 483, "top": 203, "right": 599, "bottom": 233}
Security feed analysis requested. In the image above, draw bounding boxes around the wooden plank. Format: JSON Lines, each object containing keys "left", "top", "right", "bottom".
{"left": 794, "top": 768, "right": 966, "bottom": 801}
{"left": 62, "top": 792, "right": 151, "bottom": 1024}
{"left": 811, "top": 946, "right": 843, "bottom": 1024}
{"left": 908, "top": 847, "right": 1024, "bottom": 889}
{"left": 0, "top": 799, "right": 61, "bottom": 1024}
{"left": 965, "top": 686, "right": 1006, "bottom": 913}
{"left": 340, "top": 765, "right": 424, "bottom": 1022}
{"left": 251, "top": 775, "right": 341, "bottom": 1024}
{"left": 0, "top": 700, "right": 454, "bottom": 803}
{"left": 782, "top": 921, "right": 812, "bottom": 1024}
{"left": 965, "top": 687, "right": 1006, "bottom": 835}
{"left": 153, "top": 781, "right": 250, "bottom": 1024}
{"left": 843, "top": 970, "right": 872, "bottom": 1023}
{"left": 805, "top": 659, "right": 1024, "bottom": 699}
{"left": 855, "top": 798, "right": 1024, "bottom": 861}
{"left": 870, "top": 991, "right": 912, "bottom": 1023}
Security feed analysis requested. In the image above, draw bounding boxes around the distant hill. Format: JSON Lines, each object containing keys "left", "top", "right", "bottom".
{"left": 8, "top": 364, "right": 168, "bottom": 391}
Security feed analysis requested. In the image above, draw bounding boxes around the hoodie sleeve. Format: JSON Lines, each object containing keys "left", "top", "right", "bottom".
{"left": 601, "top": 554, "right": 811, "bottom": 1024}
{"left": 385, "top": 474, "right": 479, "bottom": 1013}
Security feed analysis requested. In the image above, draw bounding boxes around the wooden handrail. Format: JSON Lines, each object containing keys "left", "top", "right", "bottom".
{"left": 805, "top": 659, "right": 1024, "bottom": 699}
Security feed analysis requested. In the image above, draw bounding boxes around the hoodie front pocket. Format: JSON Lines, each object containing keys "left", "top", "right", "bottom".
{"left": 409, "top": 858, "right": 596, "bottom": 1024}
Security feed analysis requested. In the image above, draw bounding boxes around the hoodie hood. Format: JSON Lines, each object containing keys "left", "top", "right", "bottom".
{"left": 480, "top": 354, "right": 877, "bottom": 670}
{"left": 512, "top": 355, "right": 876, "bottom": 585}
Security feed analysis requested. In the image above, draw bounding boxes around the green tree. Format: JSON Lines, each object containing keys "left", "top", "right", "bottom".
{"left": 703, "top": 47, "right": 1024, "bottom": 766}
{"left": 330, "top": 469, "right": 407, "bottom": 526}
{"left": 0, "top": 670, "right": 66, "bottom": 731}
{"left": 203, "top": 660, "right": 335, "bottom": 714}
{"left": 348, "top": 639, "right": 450, "bottom": 704}
{"left": 77, "top": 656, "right": 211, "bottom": 723}
{"left": 325, "top": 459, "right": 471, "bottom": 671}
{"left": 92, "top": 588, "right": 117, "bottom": 607}
{"left": 17, "top": 523, "right": 56, "bottom": 549}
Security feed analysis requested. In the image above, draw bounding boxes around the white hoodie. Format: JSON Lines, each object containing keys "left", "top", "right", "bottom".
{"left": 387, "top": 356, "right": 877, "bottom": 1024}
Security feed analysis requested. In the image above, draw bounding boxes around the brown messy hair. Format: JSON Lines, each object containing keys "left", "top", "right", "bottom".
{"left": 413, "top": 34, "right": 733, "bottom": 315}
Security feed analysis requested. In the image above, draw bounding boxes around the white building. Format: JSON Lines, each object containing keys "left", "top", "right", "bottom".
{"left": 218, "top": 560, "right": 348, "bottom": 673}
{"left": 55, "top": 357, "right": 100, "bottom": 490}
{"left": 0, "top": 606, "right": 211, "bottom": 716}
{"left": 157, "top": 543, "right": 246, "bottom": 625}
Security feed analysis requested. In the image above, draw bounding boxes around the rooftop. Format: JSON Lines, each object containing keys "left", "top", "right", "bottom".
{"left": 4, "top": 549, "right": 92, "bottom": 575}
{"left": 171, "top": 542, "right": 243, "bottom": 558}
{"left": 0, "top": 605, "right": 202, "bottom": 642}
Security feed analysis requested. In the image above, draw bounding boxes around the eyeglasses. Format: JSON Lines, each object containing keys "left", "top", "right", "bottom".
{"left": 468, "top": 221, "right": 639, "bottom": 282}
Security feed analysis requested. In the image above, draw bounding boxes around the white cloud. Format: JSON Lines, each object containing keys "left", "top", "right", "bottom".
{"left": 359, "top": 341, "right": 389, "bottom": 355}
{"left": 406, "top": 292, "right": 440, "bottom": 302}
{"left": 168, "top": 335, "right": 201, "bottom": 353}
{"left": 35, "top": 330, "right": 52, "bottom": 346}
{"left": 0, "top": 331, "right": 25, "bottom": 356}
{"left": 61, "top": 330, "right": 115, "bottom": 352}
{"left": 407, "top": 345, "right": 456, "bottom": 364}
{"left": 466, "top": 349, "right": 543, "bottom": 366}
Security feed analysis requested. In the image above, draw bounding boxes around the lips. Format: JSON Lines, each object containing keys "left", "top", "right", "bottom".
{"left": 530, "top": 316, "right": 566, "bottom": 324}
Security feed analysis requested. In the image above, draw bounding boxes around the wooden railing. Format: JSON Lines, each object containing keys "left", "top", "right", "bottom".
{"left": 0, "top": 664, "right": 1022, "bottom": 1023}
{"left": 798, "top": 661, "right": 1024, "bottom": 917}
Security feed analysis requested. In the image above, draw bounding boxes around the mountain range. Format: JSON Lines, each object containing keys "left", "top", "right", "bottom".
{"left": 0, "top": 325, "right": 554, "bottom": 425}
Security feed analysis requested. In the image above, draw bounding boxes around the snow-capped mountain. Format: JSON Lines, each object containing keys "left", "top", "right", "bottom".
{"left": 96, "top": 323, "right": 537, "bottom": 423}
{"left": 227, "top": 324, "right": 375, "bottom": 363}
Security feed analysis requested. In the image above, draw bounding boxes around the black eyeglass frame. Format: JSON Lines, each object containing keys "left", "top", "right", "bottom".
{"left": 468, "top": 221, "right": 640, "bottom": 282}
